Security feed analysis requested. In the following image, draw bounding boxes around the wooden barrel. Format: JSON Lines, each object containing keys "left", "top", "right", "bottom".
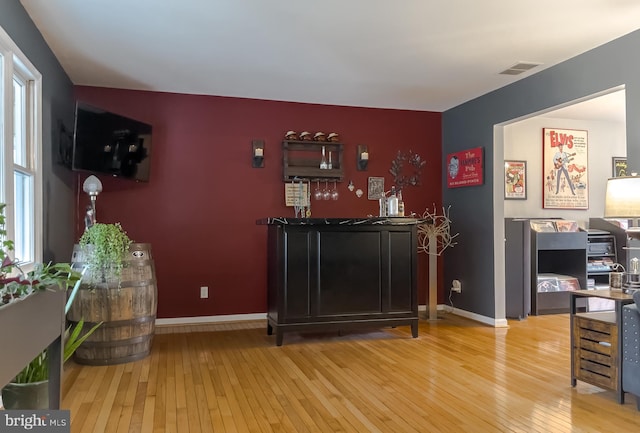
{"left": 67, "top": 243, "right": 157, "bottom": 365}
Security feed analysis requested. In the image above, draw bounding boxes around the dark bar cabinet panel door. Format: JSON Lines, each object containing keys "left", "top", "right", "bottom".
{"left": 284, "top": 230, "right": 312, "bottom": 319}
{"left": 389, "top": 230, "right": 414, "bottom": 312}
{"left": 316, "top": 230, "right": 383, "bottom": 316}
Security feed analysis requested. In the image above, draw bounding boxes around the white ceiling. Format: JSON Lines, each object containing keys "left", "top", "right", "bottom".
{"left": 19, "top": 0, "right": 640, "bottom": 114}
{"left": 539, "top": 89, "right": 626, "bottom": 124}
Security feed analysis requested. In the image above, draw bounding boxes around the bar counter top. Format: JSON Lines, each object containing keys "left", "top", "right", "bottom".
{"left": 256, "top": 217, "right": 423, "bottom": 226}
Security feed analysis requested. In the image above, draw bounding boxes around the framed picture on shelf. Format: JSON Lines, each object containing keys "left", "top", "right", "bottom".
{"left": 612, "top": 157, "right": 627, "bottom": 177}
{"left": 504, "top": 160, "right": 526, "bottom": 200}
{"left": 542, "top": 128, "right": 588, "bottom": 210}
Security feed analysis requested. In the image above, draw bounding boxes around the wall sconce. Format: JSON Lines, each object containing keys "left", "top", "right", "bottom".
{"left": 252, "top": 140, "right": 265, "bottom": 168}
{"left": 357, "top": 144, "right": 369, "bottom": 171}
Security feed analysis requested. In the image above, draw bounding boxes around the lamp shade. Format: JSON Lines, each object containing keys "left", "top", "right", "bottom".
{"left": 604, "top": 176, "right": 640, "bottom": 218}
{"left": 82, "top": 175, "right": 103, "bottom": 195}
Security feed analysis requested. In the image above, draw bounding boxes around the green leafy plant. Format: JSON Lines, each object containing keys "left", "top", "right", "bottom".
{"left": 79, "top": 222, "right": 132, "bottom": 282}
{"left": 0, "top": 203, "right": 14, "bottom": 259}
{"left": 7, "top": 278, "right": 103, "bottom": 384}
{"left": 0, "top": 202, "right": 101, "bottom": 384}
{"left": 1, "top": 204, "right": 80, "bottom": 306}
{"left": 11, "top": 319, "right": 102, "bottom": 383}
{"left": 1, "top": 261, "right": 81, "bottom": 306}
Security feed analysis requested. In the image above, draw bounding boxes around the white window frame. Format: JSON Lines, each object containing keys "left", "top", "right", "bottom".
{"left": 0, "top": 25, "right": 43, "bottom": 269}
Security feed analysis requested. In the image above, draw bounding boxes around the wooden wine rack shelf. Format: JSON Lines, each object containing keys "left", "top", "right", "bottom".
{"left": 282, "top": 140, "right": 344, "bottom": 181}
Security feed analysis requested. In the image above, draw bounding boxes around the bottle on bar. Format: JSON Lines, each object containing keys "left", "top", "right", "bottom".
{"left": 387, "top": 186, "right": 399, "bottom": 217}
{"left": 320, "top": 146, "right": 328, "bottom": 169}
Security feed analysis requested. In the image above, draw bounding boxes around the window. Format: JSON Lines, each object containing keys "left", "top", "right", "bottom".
{"left": 0, "top": 25, "right": 42, "bottom": 267}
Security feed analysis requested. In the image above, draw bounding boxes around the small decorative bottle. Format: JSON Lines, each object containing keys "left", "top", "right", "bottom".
{"left": 387, "top": 186, "right": 399, "bottom": 217}
{"left": 397, "top": 190, "right": 405, "bottom": 217}
{"left": 379, "top": 197, "right": 387, "bottom": 217}
{"left": 320, "top": 146, "right": 328, "bottom": 169}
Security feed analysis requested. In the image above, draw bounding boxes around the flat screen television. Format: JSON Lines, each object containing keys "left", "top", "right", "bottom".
{"left": 72, "top": 102, "right": 152, "bottom": 182}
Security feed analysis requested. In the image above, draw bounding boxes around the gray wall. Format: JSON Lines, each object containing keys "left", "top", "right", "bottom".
{"left": 0, "top": 0, "right": 75, "bottom": 263}
{"left": 443, "top": 30, "right": 640, "bottom": 319}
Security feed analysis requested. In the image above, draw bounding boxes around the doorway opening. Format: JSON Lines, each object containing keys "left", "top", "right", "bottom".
{"left": 493, "top": 86, "right": 627, "bottom": 322}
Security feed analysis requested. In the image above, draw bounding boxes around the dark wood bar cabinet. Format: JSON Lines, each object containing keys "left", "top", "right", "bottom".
{"left": 257, "top": 217, "right": 420, "bottom": 346}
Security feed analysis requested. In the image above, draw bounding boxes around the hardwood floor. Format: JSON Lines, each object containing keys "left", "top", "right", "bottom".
{"left": 61, "top": 313, "right": 640, "bottom": 433}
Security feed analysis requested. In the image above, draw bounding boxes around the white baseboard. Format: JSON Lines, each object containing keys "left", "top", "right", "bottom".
{"left": 447, "top": 306, "right": 509, "bottom": 328}
{"left": 156, "top": 307, "right": 508, "bottom": 328}
{"left": 156, "top": 304, "right": 509, "bottom": 328}
{"left": 420, "top": 304, "right": 509, "bottom": 328}
{"left": 155, "top": 313, "right": 266, "bottom": 326}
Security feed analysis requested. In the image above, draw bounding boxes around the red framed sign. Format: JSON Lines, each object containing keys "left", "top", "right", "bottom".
{"left": 446, "top": 147, "right": 484, "bottom": 188}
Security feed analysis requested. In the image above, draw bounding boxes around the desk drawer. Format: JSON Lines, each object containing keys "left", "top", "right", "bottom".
{"left": 572, "top": 316, "right": 618, "bottom": 390}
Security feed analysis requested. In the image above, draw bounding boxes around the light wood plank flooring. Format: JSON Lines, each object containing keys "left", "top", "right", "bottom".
{"left": 62, "top": 313, "right": 640, "bottom": 433}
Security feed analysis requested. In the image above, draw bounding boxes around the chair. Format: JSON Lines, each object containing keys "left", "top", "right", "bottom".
{"left": 622, "top": 291, "right": 640, "bottom": 410}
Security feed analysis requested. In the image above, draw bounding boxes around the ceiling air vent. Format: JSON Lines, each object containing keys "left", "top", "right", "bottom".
{"left": 500, "top": 62, "right": 541, "bottom": 75}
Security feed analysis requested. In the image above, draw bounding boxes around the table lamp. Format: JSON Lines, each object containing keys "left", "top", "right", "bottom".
{"left": 604, "top": 175, "right": 640, "bottom": 289}
{"left": 604, "top": 175, "right": 640, "bottom": 229}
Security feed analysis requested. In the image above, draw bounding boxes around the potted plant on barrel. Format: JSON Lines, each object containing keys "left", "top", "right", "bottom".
{"left": 69, "top": 222, "right": 158, "bottom": 366}
{"left": 77, "top": 222, "right": 132, "bottom": 285}
{"left": 0, "top": 204, "right": 102, "bottom": 409}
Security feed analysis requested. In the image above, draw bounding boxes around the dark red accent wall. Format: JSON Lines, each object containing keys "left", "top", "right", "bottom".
{"left": 74, "top": 86, "right": 442, "bottom": 318}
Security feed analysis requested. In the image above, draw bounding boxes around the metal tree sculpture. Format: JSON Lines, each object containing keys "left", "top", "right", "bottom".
{"left": 417, "top": 205, "right": 458, "bottom": 320}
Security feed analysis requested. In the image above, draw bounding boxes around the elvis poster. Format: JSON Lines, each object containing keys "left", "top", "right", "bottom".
{"left": 542, "top": 128, "right": 588, "bottom": 209}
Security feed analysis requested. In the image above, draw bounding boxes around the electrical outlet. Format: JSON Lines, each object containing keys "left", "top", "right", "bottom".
{"left": 451, "top": 280, "right": 461, "bottom": 293}
{"left": 200, "top": 286, "right": 209, "bottom": 298}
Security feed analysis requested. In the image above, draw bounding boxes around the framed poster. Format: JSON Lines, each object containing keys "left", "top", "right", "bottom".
{"left": 367, "top": 177, "right": 385, "bottom": 200}
{"left": 612, "top": 157, "right": 627, "bottom": 177}
{"left": 284, "top": 183, "right": 309, "bottom": 207}
{"left": 504, "top": 160, "right": 526, "bottom": 200}
{"left": 446, "top": 147, "right": 484, "bottom": 188}
{"left": 542, "top": 128, "right": 588, "bottom": 209}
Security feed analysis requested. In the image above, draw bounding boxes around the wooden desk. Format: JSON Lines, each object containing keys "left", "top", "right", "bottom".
{"left": 570, "top": 289, "right": 634, "bottom": 403}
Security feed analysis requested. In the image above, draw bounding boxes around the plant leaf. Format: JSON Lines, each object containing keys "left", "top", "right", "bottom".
{"left": 64, "top": 319, "right": 103, "bottom": 362}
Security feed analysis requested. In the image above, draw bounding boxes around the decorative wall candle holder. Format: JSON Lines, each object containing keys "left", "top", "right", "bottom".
{"left": 252, "top": 139, "right": 265, "bottom": 168}
{"left": 357, "top": 144, "right": 369, "bottom": 171}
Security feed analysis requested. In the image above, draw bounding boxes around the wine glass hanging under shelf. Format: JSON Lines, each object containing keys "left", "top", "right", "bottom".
{"left": 282, "top": 140, "right": 344, "bottom": 181}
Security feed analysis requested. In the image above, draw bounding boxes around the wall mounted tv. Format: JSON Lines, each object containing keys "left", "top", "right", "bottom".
{"left": 72, "top": 101, "right": 152, "bottom": 182}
